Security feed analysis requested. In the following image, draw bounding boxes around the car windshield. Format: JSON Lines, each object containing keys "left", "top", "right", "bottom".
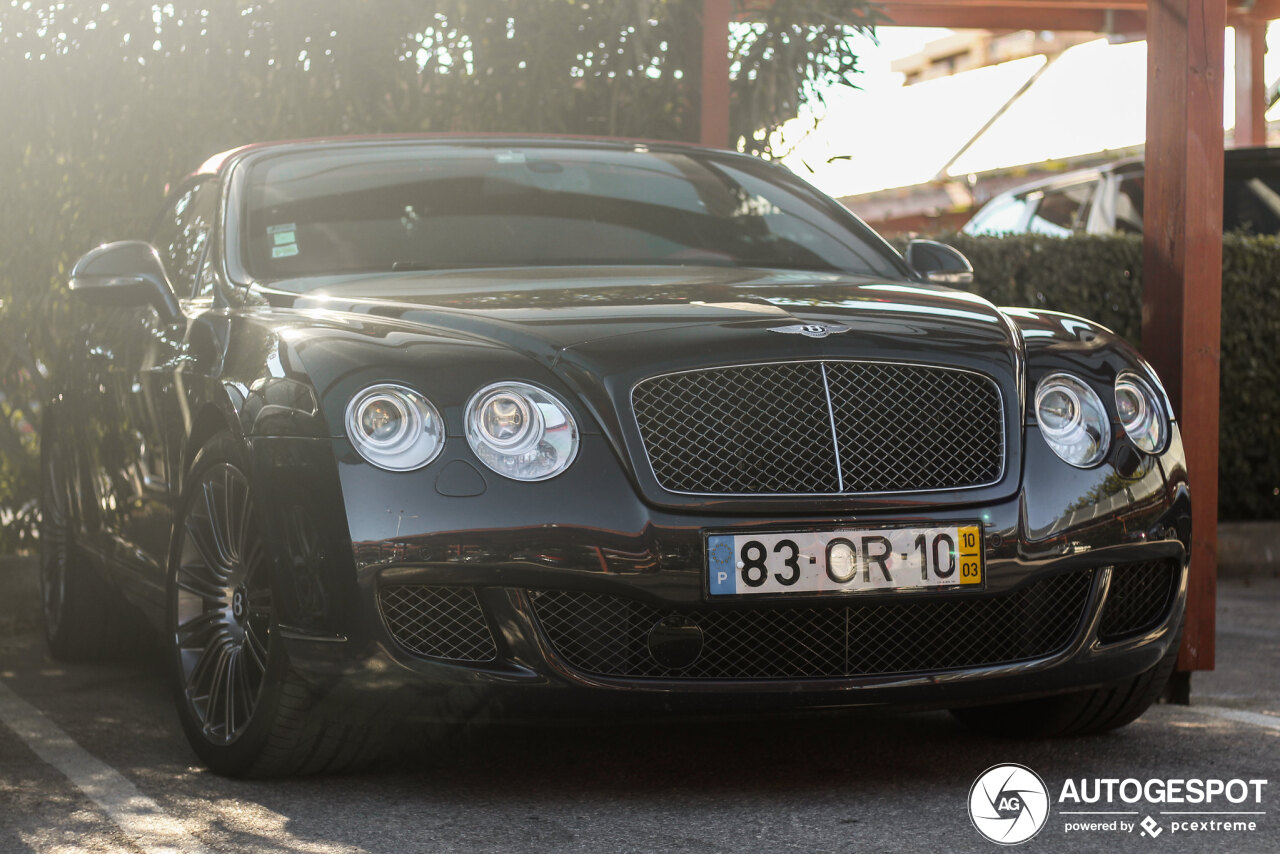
{"left": 240, "top": 143, "right": 902, "bottom": 284}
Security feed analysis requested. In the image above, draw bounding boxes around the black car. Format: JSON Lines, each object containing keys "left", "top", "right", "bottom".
{"left": 41, "top": 137, "right": 1190, "bottom": 777}
{"left": 963, "top": 146, "right": 1280, "bottom": 236}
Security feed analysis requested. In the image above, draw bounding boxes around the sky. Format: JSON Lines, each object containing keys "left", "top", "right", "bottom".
{"left": 786, "top": 25, "right": 1280, "bottom": 199}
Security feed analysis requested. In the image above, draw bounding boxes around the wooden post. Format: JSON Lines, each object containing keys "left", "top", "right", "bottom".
{"left": 1234, "top": 20, "right": 1267, "bottom": 146}
{"left": 1143, "top": 0, "right": 1224, "bottom": 673}
{"left": 700, "top": 0, "right": 732, "bottom": 147}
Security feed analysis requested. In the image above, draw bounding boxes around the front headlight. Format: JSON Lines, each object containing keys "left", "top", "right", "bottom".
{"left": 465, "top": 382, "right": 579, "bottom": 481}
{"left": 1035, "top": 373, "right": 1110, "bottom": 467}
{"left": 345, "top": 384, "right": 445, "bottom": 471}
{"left": 1114, "top": 372, "right": 1168, "bottom": 453}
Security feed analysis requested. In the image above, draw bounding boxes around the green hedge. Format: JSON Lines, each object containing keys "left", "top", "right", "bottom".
{"left": 919, "top": 233, "right": 1278, "bottom": 521}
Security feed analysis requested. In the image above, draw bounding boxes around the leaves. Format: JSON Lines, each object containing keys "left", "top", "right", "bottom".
{"left": 0, "top": 0, "right": 876, "bottom": 544}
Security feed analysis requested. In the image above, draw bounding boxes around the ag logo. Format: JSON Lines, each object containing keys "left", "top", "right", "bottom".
{"left": 968, "top": 764, "right": 1050, "bottom": 845}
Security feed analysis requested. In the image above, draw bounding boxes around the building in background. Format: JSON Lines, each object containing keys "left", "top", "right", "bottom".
{"left": 892, "top": 29, "right": 1095, "bottom": 85}
{"left": 778, "top": 26, "right": 1279, "bottom": 237}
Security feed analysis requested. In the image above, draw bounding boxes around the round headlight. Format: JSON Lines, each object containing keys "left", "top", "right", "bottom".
{"left": 476, "top": 389, "right": 537, "bottom": 451}
{"left": 345, "top": 384, "right": 444, "bottom": 471}
{"left": 1035, "top": 373, "right": 1110, "bottom": 468}
{"left": 1115, "top": 372, "right": 1168, "bottom": 454}
{"left": 466, "top": 382, "right": 579, "bottom": 481}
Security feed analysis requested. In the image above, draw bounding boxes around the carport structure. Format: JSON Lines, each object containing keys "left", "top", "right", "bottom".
{"left": 699, "top": 0, "right": 1280, "bottom": 684}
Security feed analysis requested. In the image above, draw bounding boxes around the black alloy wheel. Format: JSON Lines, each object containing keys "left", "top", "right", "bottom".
{"left": 39, "top": 424, "right": 136, "bottom": 660}
{"left": 173, "top": 460, "right": 274, "bottom": 746}
{"left": 168, "top": 433, "right": 386, "bottom": 776}
{"left": 39, "top": 442, "right": 71, "bottom": 641}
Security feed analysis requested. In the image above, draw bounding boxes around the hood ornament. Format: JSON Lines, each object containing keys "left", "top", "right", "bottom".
{"left": 769, "top": 322, "right": 851, "bottom": 339}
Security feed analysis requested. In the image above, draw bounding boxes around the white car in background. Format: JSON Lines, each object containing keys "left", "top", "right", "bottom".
{"left": 963, "top": 147, "right": 1280, "bottom": 237}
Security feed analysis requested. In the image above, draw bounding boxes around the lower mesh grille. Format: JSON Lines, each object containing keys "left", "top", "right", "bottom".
{"left": 379, "top": 586, "right": 498, "bottom": 662}
{"left": 528, "top": 572, "right": 1093, "bottom": 679}
{"left": 1098, "top": 560, "right": 1179, "bottom": 642}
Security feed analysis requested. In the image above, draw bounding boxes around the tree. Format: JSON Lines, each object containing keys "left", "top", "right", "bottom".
{"left": 0, "top": 0, "right": 878, "bottom": 545}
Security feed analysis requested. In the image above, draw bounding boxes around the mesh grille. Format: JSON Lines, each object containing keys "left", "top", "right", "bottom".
{"left": 826, "top": 362, "right": 1004, "bottom": 492}
{"left": 529, "top": 572, "right": 1092, "bottom": 680}
{"left": 631, "top": 361, "right": 1003, "bottom": 495}
{"left": 379, "top": 586, "right": 498, "bottom": 662}
{"left": 632, "top": 362, "right": 839, "bottom": 494}
{"left": 1098, "top": 560, "right": 1179, "bottom": 642}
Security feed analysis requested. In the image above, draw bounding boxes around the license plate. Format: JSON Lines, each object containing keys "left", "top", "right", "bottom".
{"left": 707, "top": 523, "right": 983, "bottom": 597}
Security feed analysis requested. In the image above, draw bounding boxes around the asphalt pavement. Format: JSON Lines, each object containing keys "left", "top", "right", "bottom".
{"left": 0, "top": 555, "right": 1277, "bottom": 854}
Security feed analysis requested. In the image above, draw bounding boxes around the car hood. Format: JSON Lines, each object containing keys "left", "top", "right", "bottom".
{"left": 278, "top": 266, "right": 1025, "bottom": 510}
{"left": 285, "top": 265, "right": 1021, "bottom": 368}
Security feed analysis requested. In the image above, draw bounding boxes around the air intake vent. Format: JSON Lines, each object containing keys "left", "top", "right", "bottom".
{"left": 379, "top": 586, "right": 498, "bottom": 662}
{"left": 529, "top": 571, "right": 1092, "bottom": 680}
{"left": 1098, "top": 560, "right": 1179, "bottom": 642}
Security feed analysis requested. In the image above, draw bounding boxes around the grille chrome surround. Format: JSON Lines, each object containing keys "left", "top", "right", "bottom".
{"left": 631, "top": 360, "right": 1005, "bottom": 496}
{"left": 1098, "top": 560, "right": 1179, "bottom": 642}
{"left": 528, "top": 571, "right": 1092, "bottom": 680}
{"left": 379, "top": 586, "right": 498, "bottom": 662}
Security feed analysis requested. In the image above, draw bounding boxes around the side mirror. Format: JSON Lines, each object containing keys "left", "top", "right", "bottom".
{"left": 69, "top": 241, "right": 181, "bottom": 322}
{"left": 906, "top": 239, "right": 975, "bottom": 286}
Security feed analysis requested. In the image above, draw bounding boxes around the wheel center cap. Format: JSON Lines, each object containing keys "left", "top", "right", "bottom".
{"left": 231, "top": 588, "right": 247, "bottom": 622}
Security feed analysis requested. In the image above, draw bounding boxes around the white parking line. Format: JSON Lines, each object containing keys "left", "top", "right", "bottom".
{"left": 0, "top": 680, "right": 212, "bottom": 854}
{"left": 1177, "top": 704, "right": 1280, "bottom": 732}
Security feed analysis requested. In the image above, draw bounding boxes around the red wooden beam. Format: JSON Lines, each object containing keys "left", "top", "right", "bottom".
{"left": 1233, "top": 0, "right": 1280, "bottom": 21}
{"left": 878, "top": 0, "right": 1146, "bottom": 10}
{"left": 876, "top": 2, "right": 1146, "bottom": 32}
{"left": 875, "top": 0, "right": 1276, "bottom": 32}
{"left": 1234, "top": 21, "right": 1267, "bottom": 146}
{"left": 700, "top": 0, "right": 731, "bottom": 148}
{"left": 1142, "top": 0, "right": 1224, "bottom": 673}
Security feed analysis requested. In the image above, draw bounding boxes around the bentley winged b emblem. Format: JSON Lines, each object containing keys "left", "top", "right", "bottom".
{"left": 768, "top": 322, "right": 851, "bottom": 339}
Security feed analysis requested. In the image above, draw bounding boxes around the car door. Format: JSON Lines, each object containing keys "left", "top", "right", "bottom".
{"left": 79, "top": 179, "right": 219, "bottom": 616}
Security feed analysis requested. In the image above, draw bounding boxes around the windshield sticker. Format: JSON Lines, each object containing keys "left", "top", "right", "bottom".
{"left": 268, "top": 223, "right": 297, "bottom": 247}
{"left": 272, "top": 243, "right": 299, "bottom": 259}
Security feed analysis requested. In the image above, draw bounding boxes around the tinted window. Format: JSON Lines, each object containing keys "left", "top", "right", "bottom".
{"left": 151, "top": 180, "right": 218, "bottom": 297}
{"left": 1115, "top": 176, "right": 1144, "bottom": 234}
{"left": 240, "top": 145, "right": 901, "bottom": 284}
{"left": 1224, "top": 172, "right": 1280, "bottom": 235}
{"left": 1110, "top": 168, "right": 1280, "bottom": 236}
{"left": 1027, "top": 182, "right": 1095, "bottom": 235}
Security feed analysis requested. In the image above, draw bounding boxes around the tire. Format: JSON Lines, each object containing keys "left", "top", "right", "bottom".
{"left": 167, "top": 432, "right": 385, "bottom": 777}
{"left": 950, "top": 619, "right": 1183, "bottom": 738}
{"left": 40, "top": 426, "right": 141, "bottom": 660}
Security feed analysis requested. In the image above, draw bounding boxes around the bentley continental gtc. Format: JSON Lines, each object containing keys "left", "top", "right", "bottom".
{"left": 41, "top": 137, "right": 1191, "bottom": 776}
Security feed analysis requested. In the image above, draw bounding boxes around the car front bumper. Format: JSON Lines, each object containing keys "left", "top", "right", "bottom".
{"left": 247, "top": 425, "right": 1191, "bottom": 721}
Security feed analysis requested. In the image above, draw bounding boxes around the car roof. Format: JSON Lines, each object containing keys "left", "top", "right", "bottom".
{"left": 192, "top": 133, "right": 736, "bottom": 180}
{"left": 984, "top": 145, "right": 1280, "bottom": 202}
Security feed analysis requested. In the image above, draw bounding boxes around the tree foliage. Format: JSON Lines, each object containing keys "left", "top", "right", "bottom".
{"left": 0, "top": 0, "right": 878, "bottom": 547}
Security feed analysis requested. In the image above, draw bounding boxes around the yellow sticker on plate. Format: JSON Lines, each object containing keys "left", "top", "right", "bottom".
{"left": 958, "top": 525, "right": 982, "bottom": 584}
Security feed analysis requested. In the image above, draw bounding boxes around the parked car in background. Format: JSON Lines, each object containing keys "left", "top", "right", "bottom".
{"left": 43, "top": 136, "right": 1190, "bottom": 777}
{"left": 963, "top": 146, "right": 1280, "bottom": 236}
